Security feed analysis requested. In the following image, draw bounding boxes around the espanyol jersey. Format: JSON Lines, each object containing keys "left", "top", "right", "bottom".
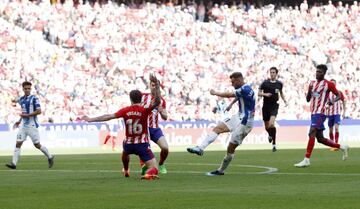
{"left": 19, "top": 95, "right": 41, "bottom": 128}
{"left": 309, "top": 79, "right": 338, "bottom": 115}
{"left": 234, "top": 84, "right": 256, "bottom": 125}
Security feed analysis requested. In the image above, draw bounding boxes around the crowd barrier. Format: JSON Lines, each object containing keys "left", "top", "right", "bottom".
{"left": 0, "top": 120, "right": 359, "bottom": 154}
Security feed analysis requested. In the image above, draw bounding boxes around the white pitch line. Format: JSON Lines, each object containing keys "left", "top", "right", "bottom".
{"left": 1, "top": 170, "right": 360, "bottom": 176}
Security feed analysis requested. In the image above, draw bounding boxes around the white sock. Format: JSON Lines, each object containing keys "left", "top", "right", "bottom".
{"left": 39, "top": 146, "right": 52, "bottom": 159}
{"left": 199, "top": 132, "right": 219, "bottom": 150}
{"left": 12, "top": 147, "right": 21, "bottom": 165}
{"left": 219, "top": 153, "right": 234, "bottom": 172}
{"left": 340, "top": 144, "right": 347, "bottom": 150}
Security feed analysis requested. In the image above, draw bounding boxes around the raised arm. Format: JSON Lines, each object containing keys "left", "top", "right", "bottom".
{"left": 150, "top": 74, "right": 161, "bottom": 109}
{"left": 210, "top": 89, "right": 236, "bottom": 98}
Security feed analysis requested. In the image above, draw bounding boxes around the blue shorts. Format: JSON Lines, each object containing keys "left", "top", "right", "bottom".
{"left": 123, "top": 142, "right": 154, "bottom": 162}
{"left": 328, "top": 115, "right": 341, "bottom": 127}
{"left": 149, "top": 128, "right": 164, "bottom": 143}
{"left": 310, "top": 114, "right": 326, "bottom": 131}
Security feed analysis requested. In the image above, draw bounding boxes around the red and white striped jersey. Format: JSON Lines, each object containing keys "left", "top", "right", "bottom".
{"left": 309, "top": 79, "right": 338, "bottom": 115}
{"left": 141, "top": 93, "right": 166, "bottom": 128}
{"left": 326, "top": 91, "right": 345, "bottom": 115}
{"left": 114, "top": 105, "right": 153, "bottom": 144}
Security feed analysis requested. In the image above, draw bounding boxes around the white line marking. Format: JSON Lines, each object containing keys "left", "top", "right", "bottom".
{"left": 0, "top": 162, "right": 278, "bottom": 174}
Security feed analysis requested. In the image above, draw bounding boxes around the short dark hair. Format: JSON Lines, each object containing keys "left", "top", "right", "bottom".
{"left": 22, "top": 81, "right": 32, "bottom": 87}
{"left": 330, "top": 78, "right": 336, "bottom": 82}
{"left": 129, "top": 90, "right": 142, "bottom": 103}
{"left": 230, "top": 72, "right": 243, "bottom": 79}
{"left": 270, "top": 67, "right": 278, "bottom": 74}
{"left": 316, "top": 64, "right": 327, "bottom": 73}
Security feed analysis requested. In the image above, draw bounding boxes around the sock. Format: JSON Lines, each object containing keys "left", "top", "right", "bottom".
{"left": 103, "top": 135, "right": 111, "bottom": 144}
{"left": 12, "top": 147, "right": 21, "bottom": 165}
{"left": 146, "top": 167, "right": 159, "bottom": 176}
{"left": 218, "top": 153, "right": 234, "bottom": 172}
{"left": 335, "top": 132, "right": 339, "bottom": 144}
{"left": 139, "top": 159, "right": 145, "bottom": 167}
{"left": 269, "top": 127, "right": 276, "bottom": 145}
{"left": 159, "top": 148, "right": 169, "bottom": 165}
{"left": 305, "top": 136, "right": 315, "bottom": 158}
{"left": 199, "top": 132, "right": 219, "bottom": 150}
{"left": 111, "top": 136, "right": 116, "bottom": 150}
{"left": 319, "top": 138, "right": 340, "bottom": 149}
{"left": 265, "top": 128, "right": 271, "bottom": 135}
{"left": 329, "top": 132, "right": 334, "bottom": 141}
{"left": 39, "top": 146, "right": 52, "bottom": 159}
{"left": 122, "top": 153, "right": 130, "bottom": 171}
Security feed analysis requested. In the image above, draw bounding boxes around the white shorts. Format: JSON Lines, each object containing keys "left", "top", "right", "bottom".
{"left": 222, "top": 114, "right": 253, "bottom": 145}
{"left": 17, "top": 125, "right": 40, "bottom": 144}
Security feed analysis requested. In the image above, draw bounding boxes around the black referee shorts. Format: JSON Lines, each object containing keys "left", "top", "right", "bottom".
{"left": 262, "top": 104, "right": 279, "bottom": 122}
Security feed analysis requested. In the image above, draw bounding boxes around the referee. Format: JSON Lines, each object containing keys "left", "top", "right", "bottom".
{"left": 258, "top": 67, "right": 288, "bottom": 152}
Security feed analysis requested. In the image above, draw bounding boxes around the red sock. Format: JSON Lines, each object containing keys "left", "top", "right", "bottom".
{"left": 305, "top": 136, "right": 315, "bottom": 158}
{"left": 320, "top": 138, "right": 340, "bottom": 149}
{"left": 104, "top": 135, "right": 111, "bottom": 144}
{"left": 329, "top": 132, "right": 334, "bottom": 141}
{"left": 335, "top": 132, "right": 339, "bottom": 144}
{"left": 139, "top": 159, "right": 145, "bottom": 167}
{"left": 146, "top": 167, "right": 158, "bottom": 176}
{"left": 159, "top": 149, "right": 169, "bottom": 165}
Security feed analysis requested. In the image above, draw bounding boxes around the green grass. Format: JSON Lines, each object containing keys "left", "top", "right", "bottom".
{"left": 0, "top": 148, "right": 360, "bottom": 209}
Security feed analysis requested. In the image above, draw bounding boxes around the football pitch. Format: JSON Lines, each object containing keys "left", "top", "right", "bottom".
{"left": 1, "top": 149, "right": 359, "bottom": 209}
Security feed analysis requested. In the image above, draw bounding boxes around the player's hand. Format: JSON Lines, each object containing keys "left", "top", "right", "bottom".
{"left": 225, "top": 104, "right": 233, "bottom": 111}
{"left": 81, "top": 115, "right": 91, "bottom": 122}
{"left": 264, "top": 93, "right": 272, "bottom": 97}
{"left": 210, "top": 89, "right": 216, "bottom": 95}
{"left": 327, "top": 100, "right": 334, "bottom": 106}
{"left": 149, "top": 73, "right": 158, "bottom": 84}
{"left": 13, "top": 121, "right": 20, "bottom": 129}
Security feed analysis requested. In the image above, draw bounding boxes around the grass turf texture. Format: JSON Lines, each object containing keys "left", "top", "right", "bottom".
{"left": 0, "top": 149, "right": 359, "bottom": 209}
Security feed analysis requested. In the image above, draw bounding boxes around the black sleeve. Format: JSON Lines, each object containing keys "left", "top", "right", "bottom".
{"left": 279, "top": 81, "right": 283, "bottom": 91}
{"left": 259, "top": 80, "right": 266, "bottom": 90}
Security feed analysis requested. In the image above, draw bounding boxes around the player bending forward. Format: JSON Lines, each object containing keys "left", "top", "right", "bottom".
{"left": 82, "top": 74, "right": 161, "bottom": 180}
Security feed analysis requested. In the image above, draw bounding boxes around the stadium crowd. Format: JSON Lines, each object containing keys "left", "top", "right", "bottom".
{"left": 0, "top": 0, "right": 359, "bottom": 124}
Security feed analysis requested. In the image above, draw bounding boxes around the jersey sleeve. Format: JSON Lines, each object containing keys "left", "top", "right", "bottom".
{"left": 33, "top": 96, "right": 41, "bottom": 110}
{"left": 114, "top": 108, "right": 126, "bottom": 118}
{"left": 327, "top": 80, "right": 339, "bottom": 94}
{"left": 259, "top": 80, "right": 265, "bottom": 90}
{"left": 234, "top": 87, "right": 242, "bottom": 98}
{"left": 279, "top": 81, "right": 283, "bottom": 91}
{"left": 340, "top": 91, "right": 345, "bottom": 101}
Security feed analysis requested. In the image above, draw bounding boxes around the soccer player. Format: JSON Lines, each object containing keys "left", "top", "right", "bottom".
{"left": 187, "top": 72, "right": 255, "bottom": 176}
{"left": 141, "top": 79, "right": 169, "bottom": 174}
{"left": 258, "top": 67, "right": 288, "bottom": 152}
{"left": 82, "top": 74, "right": 161, "bottom": 180}
{"left": 5, "top": 81, "right": 54, "bottom": 169}
{"left": 326, "top": 79, "right": 346, "bottom": 151}
{"left": 294, "top": 65, "right": 349, "bottom": 168}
